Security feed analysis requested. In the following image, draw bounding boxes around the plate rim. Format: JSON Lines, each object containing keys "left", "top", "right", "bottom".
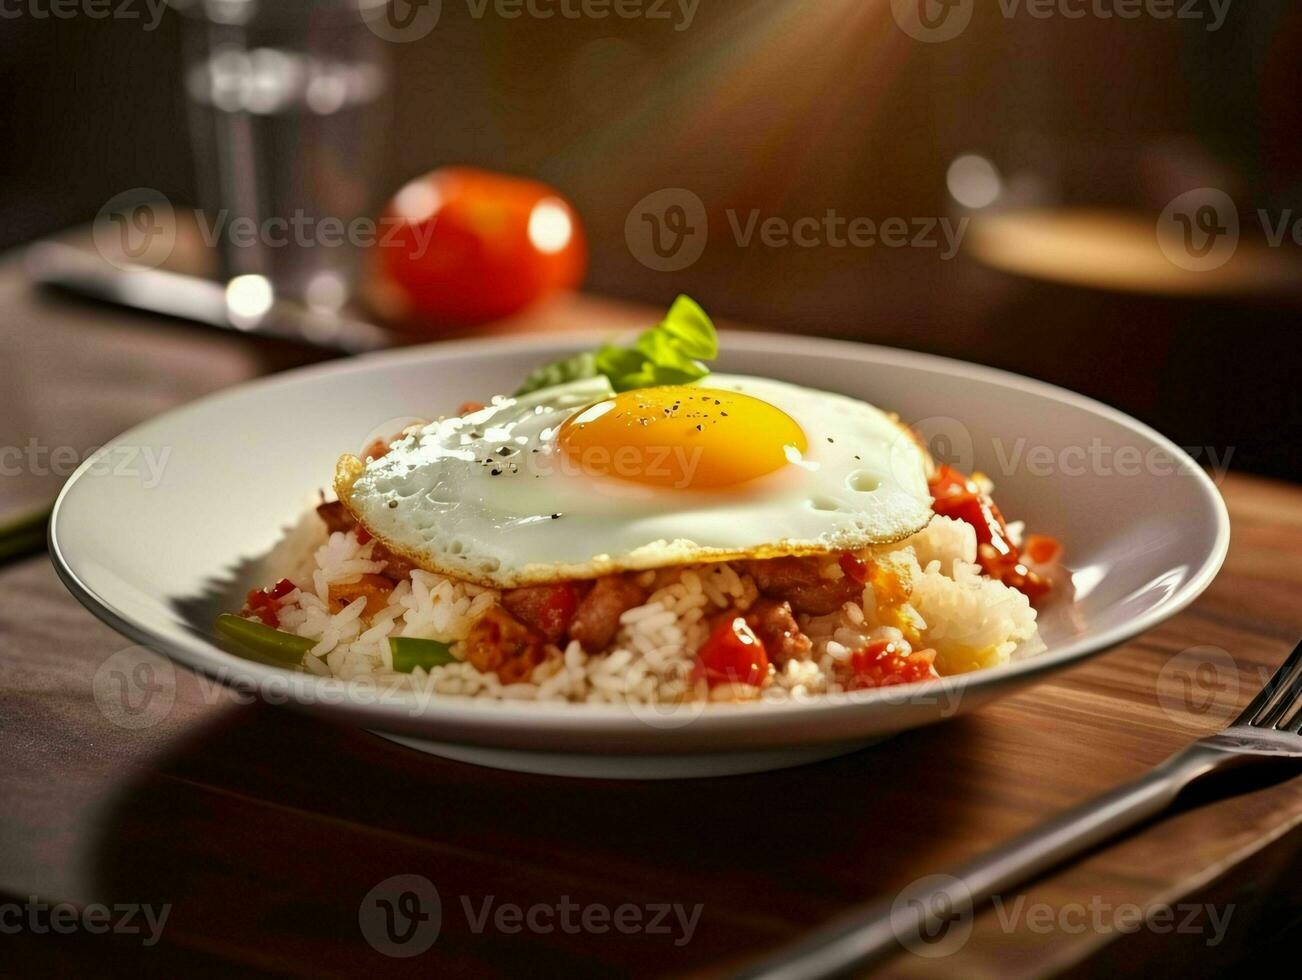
{"left": 49, "top": 329, "right": 1231, "bottom": 738}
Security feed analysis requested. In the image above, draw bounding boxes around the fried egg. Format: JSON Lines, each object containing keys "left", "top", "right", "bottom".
{"left": 335, "top": 374, "right": 932, "bottom": 587}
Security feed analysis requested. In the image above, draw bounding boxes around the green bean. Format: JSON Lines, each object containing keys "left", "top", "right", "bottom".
{"left": 215, "top": 614, "right": 315, "bottom": 664}
{"left": 389, "top": 636, "right": 456, "bottom": 673}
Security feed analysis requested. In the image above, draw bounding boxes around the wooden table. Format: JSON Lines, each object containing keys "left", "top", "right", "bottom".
{"left": 1, "top": 247, "right": 1300, "bottom": 977}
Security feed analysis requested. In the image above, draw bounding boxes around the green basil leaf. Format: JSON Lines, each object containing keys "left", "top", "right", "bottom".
{"left": 593, "top": 344, "right": 644, "bottom": 379}
{"left": 657, "top": 295, "right": 718, "bottom": 360}
{"left": 514, "top": 351, "right": 600, "bottom": 397}
{"left": 515, "top": 296, "right": 717, "bottom": 396}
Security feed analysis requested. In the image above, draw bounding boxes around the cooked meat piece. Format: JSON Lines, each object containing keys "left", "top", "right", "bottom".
{"left": 328, "top": 573, "right": 394, "bottom": 616}
{"left": 502, "top": 583, "right": 582, "bottom": 644}
{"left": 463, "top": 606, "right": 550, "bottom": 684}
{"left": 745, "top": 598, "right": 812, "bottom": 665}
{"left": 316, "top": 499, "right": 357, "bottom": 534}
{"left": 746, "top": 556, "right": 860, "bottom": 616}
{"left": 569, "top": 575, "right": 646, "bottom": 652}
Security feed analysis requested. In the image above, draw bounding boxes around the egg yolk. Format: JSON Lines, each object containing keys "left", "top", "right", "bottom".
{"left": 557, "top": 386, "right": 808, "bottom": 490}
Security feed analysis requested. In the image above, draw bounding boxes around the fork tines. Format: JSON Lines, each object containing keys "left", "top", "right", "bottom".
{"left": 1234, "top": 639, "right": 1302, "bottom": 732}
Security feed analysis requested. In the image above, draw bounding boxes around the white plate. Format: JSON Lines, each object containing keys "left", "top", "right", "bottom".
{"left": 50, "top": 332, "right": 1229, "bottom": 778}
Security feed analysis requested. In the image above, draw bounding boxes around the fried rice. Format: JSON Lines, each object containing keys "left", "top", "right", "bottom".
{"left": 241, "top": 508, "right": 1046, "bottom": 704}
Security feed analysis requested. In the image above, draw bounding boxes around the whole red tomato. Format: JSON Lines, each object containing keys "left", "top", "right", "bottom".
{"left": 370, "top": 167, "right": 587, "bottom": 328}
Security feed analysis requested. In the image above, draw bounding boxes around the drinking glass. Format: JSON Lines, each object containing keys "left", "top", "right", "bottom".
{"left": 176, "top": 0, "right": 390, "bottom": 315}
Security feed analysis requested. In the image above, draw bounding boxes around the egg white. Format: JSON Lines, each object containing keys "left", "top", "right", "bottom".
{"left": 335, "top": 374, "right": 933, "bottom": 587}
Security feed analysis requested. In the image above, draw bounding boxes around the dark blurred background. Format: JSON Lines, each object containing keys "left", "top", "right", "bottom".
{"left": 1, "top": 0, "right": 1299, "bottom": 477}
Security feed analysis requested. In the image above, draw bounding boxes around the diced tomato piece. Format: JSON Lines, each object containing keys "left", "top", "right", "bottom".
{"left": 1023, "top": 534, "right": 1062, "bottom": 566}
{"left": 932, "top": 486, "right": 1012, "bottom": 554}
{"left": 983, "top": 548, "right": 1053, "bottom": 601}
{"left": 1014, "top": 568, "right": 1053, "bottom": 601}
{"left": 839, "top": 552, "right": 870, "bottom": 584}
{"left": 839, "top": 553, "right": 910, "bottom": 611}
{"left": 245, "top": 579, "right": 297, "bottom": 627}
{"left": 849, "top": 640, "right": 939, "bottom": 689}
{"left": 502, "top": 583, "right": 581, "bottom": 645}
{"left": 929, "top": 465, "right": 1057, "bottom": 602}
{"left": 355, "top": 526, "right": 372, "bottom": 545}
{"left": 268, "top": 578, "right": 296, "bottom": 599}
{"left": 928, "top": 465, "right": 977, "bottom": 499}
{"left": 244, "top": 593, "right": 278, "bottom": 627}
{"left": 697, "top": 616, "right": 770, "bottom": 688}
{"left": 458, "top": 401, "right": 487, "bottom": 415}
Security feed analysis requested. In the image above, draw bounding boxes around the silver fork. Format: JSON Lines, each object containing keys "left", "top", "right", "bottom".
{"left": 740, "top": 639, "right": 1302, "bottom": 979}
